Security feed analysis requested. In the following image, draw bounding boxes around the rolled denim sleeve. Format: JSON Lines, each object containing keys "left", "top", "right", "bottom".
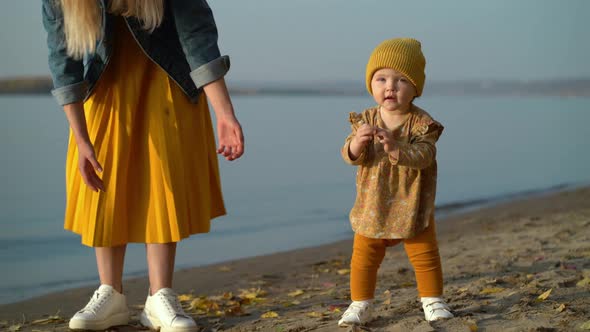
{"left": 42, "top": 0, "right": 86, "bottom": 105}
{"left": 170, "top": 0, "right": 230, "bottom": 89}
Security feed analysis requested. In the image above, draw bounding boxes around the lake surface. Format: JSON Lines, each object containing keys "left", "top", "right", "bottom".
{"left": 0, "top": 94, "right": 588, "bottom": 304}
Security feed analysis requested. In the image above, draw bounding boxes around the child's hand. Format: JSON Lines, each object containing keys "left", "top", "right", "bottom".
{"left": 348, "top": 124, "right": 375, "bottom": 160}
{"left": 375, "top": 127, "right": 396, "bottom": 153}
{"left": 352, "top": 124, "right": 375, "bottom": 147}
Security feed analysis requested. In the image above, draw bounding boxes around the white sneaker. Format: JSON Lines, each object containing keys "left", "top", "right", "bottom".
{"left": 68, "top": 284, "right": 130, "bottom": 330}
{"left": 140, "top": 288, "right": 198, "bottom": 332}
{"left": 421, "top": 297, "right": 454, "bottom": 321}
{"left": 338, "top": 300, "right": 373, "bottom": 327}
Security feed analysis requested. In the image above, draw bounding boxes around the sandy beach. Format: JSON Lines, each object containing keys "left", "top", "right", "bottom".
{"left": 1, "top": 186, "right": 589, "bottom": 332}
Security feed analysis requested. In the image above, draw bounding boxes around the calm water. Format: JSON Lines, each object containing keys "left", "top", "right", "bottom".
{"left": 0, "top": 94, "right": 589, "bottom": 304}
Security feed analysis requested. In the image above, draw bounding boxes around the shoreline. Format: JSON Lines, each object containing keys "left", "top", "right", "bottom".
{"left": 1, "top": 185, "right": 589, "bottom": 331}
{"left": 0, "top": 183, "right": 582, "bottom": 306}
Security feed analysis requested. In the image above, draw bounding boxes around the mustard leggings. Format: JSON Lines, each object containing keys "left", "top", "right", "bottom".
{"left": 350, "top": 221, "right": 443, "bottom": 301}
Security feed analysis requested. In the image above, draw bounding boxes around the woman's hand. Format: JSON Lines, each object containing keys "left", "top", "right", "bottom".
{"left": 203, "top": 78, "right": 245, "bottom": 161}
{"left": 77, "top": 141, "right": 105, "bottom": 192}
{"left": 216, "top": 112, "right": 244, "bottom": 161}
{"left": 62, "top": 102, "right": 105, "bottom": 192}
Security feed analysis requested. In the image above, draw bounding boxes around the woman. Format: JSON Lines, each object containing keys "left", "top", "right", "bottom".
{"left": 41, "top": 1, "right": 244, "bottom": 331}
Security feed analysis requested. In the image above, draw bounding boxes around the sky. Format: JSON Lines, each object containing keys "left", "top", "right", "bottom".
{"left": 0, "top": 1, "right": 588, "bottom": 83}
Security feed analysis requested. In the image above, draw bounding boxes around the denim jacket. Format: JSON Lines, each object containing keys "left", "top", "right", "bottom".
{"left": 42, "top": 0, "right": 230, "bottom": 106}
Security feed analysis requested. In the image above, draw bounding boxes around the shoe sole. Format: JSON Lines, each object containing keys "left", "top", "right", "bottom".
{"left": 69, "top": 311, "right": 130, "bottom": 330}
{"left": 425, "top": 315, "right": 454, "bottom": 322}
{"left": 140, "top": 310, "right": 198, "bottom": 332}
{"left": 338, "top": 320, "right": 367, "bottom": 328}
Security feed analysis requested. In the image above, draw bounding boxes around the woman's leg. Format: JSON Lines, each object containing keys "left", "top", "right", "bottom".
{"left": 146, "top": 242, "right": 177, "bottom": 294}
{"left": 142, "top": 242, "right": 198, "bottom": 330}
{"left": 68, "top": 245, "right": 130, "bottom": 330}
{"left": 95, "top": 245, "right": 127, "bottom": 293}
{"left": 403, "top": 220, "right": 443, "bottom": 297}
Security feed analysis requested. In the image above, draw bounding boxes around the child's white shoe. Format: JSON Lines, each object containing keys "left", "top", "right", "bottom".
{"left": 421, "top": 297, "right": 453, "bottom": 321}
{"left": 68, "top": 284, "right": 130, "bottom": 330}
{"left": 338, "top": 300, "right": 373, "bottom": 327}
{"left": 140, "top": 288, "right": 198, "bottom": 332}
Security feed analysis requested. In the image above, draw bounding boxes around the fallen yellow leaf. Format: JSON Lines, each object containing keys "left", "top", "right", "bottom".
{"left": 218, "top": 266, "right": 232, "bottom": 272}
{"left": 337, "top": 269, "right": 350, "bottom": 275}
{"left": 239, "top": 288, "right": 267, "bottom": 300}
{"left": 331, "top": 259, "right": 345, "bottom": 267}
{"left": 189, "top": 297, "right": 220, "bottom": 313}
{"left": 580, "top": 320, "right": 590, "bottom": 330}
{"left": 306, "top": 311, "right": 323, "bottom": 318}
{"left": 8, "top": 324, "right": 22, "bottom": 332}
{"left": 383, "top": 290, "right": 392, "bottom": 305}
{"left": 288, "top": 289, "right": 304, "bottom": 297}
{"left": 282, "top": 300, "right": 300, "bottom": 307}
{"left": 177, "top": 294, "right": 194, "bottom": 302}
{"left": 468, "top": 322, "right": 478, "bottom": 332}
{"left": 537, "top": 289, "right": 552, "bottom": 301}
{"left": 30, "top": 315, "right": 65, "bottom": 325}
{"left": 193, "top": 309, "right": 207, "bottom": 316}
{"left": 480, "top": 287, "right": 504, "bottom": 295}
{"left": 576, "top": 277, "right": 590, "bottom": 287}
{"left": 556, "top": 304, "right": 566, "bottom": 312}
{"left": 261, "top": 311, "right": 279, "bottom": 319}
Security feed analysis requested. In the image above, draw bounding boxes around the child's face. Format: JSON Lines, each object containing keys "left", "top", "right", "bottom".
{"left": 370, "top": 68, "right": 417, "bottom": 113}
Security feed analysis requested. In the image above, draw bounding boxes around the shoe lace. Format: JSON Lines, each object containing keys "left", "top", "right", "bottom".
{"left": 158, "top": 292, "right": 189, "bottom": 318}
{"left": 80, "top": 289, "right": 111, "bottom": 314}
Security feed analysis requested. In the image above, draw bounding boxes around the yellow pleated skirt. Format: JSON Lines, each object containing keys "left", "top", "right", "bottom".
{"left": 64, "top": 19, "right": 226, "bottom": 247}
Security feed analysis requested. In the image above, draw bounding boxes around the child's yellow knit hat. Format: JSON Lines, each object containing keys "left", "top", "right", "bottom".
{"left": 366, "top": 38, "right": 426, "bottom": 96}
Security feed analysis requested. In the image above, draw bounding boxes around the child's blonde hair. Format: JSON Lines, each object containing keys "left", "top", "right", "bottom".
{"left": 60, "top": 0, "right": 164, "bottom": 59}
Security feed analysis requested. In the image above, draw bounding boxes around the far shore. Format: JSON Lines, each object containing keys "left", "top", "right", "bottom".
{"left": 2, "top": 76, "right": 590, "bottom": 97}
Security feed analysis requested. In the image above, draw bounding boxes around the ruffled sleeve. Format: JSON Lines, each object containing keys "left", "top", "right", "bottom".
{"left": 341, "top": 112, "right": 369, "bottom": 165}
{"left": 389, "top": 118, "right": 444, "bottom": 169}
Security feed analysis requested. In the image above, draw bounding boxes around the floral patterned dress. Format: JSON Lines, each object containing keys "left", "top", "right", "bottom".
{"left": 341, "top": 105, "right": 444, "bottom": 239}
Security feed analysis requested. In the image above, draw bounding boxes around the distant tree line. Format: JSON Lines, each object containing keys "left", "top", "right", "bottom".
{"left": 0, "top": 76, "right": 53, "bottom": 94}
{"left": 1, "top": 76, "right": 589, "bottom": 97}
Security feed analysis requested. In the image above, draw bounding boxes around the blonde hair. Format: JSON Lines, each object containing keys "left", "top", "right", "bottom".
{"left": 60, "top": 0, "right": 164, "bottom": 59}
